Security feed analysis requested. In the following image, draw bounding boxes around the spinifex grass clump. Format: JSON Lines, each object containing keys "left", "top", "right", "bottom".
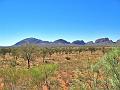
{"left": 0, "top": 64, "right": 58, "bottom": 90}
{"left": 29, "top": 64, "right": 58, "bottom": 90}
{"left": 92, "top": 48, "right": 120, "bottom": 90}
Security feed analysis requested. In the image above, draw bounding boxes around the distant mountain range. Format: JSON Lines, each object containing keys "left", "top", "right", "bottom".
{"left": 12, "top": 37, "right": 120, "bottom": 46}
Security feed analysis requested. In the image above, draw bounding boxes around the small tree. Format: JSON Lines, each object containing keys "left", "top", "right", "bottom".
{"left": 21, "top": 44, "right": 38, "bottom": 69}
{"left": 11, "top": 47, "right": 21, "bottom": 60}
{"left": 101, "top": 47, "right": 106, "bottom": 55}
{"left": 78, "top": 48, "right": 83, "bottom": 54}
{"left": 0, "top": 48, "right": 11, "bottom": 60}
{"left": 48, "top": 48, "right": 54, "bottom": 58}
{"left": 40, "top": 47, "right": 48, "bottom": 63}
{"left": 88, "top": 47, "right": 96, "bottom": 54}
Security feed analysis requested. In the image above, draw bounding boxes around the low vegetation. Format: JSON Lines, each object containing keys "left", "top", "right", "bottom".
{"left": 0, "top": 45, "right": 120, "bottom": 90}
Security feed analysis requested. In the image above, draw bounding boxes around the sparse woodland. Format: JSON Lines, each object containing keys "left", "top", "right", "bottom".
{"left": 0, "top": 45, "right": 119, "bottom": 90}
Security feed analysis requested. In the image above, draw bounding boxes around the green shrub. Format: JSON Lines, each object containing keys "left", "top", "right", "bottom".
{"left": 92, "top": 48, "right": 120, "bottom": 90}
{"left": 0, "top": 64, "right": 58, "bottom": 89}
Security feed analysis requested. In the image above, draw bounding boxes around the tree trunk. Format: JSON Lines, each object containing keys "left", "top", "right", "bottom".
{"left": 28, "top": 59, "right": 30, "bottom": 69}
{"left": 43, "top": 56, "right": 46, "bottom": 63}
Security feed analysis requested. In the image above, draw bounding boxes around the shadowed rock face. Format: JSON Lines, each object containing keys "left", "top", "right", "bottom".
{"left": 86, "top": 41, "right": 94, "bottom": 45}
{"left": 14, "top": 38, "right": 44, "bottom": 46}
{"left": 13, "top": 37, "right": 117, "bottom": 47}
{"left": 53, "top": 39, "right": 70, "bottom": 44}
{"left": 116, "top": 39, "right": 120, "bottom": 43}
{"left": 95, "top": 38, "right": 113, "bottom": 44}
{"left": 14, "top": 38, "right": 70, "bottom": 46}
{"left": 72, "top": 40, "right": 85, "bottom": 45}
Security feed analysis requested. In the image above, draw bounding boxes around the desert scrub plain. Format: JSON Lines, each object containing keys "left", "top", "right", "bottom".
{"left": 0, "top": 45, "right": 120, "bottom": 90}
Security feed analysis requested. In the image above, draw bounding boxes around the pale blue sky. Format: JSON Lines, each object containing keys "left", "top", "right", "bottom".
{"left": 0, "top": 0, "right": 120, "bottom": 46}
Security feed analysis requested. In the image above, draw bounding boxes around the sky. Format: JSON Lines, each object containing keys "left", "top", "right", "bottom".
{"left": 0, "top": 0, "right": 120, "bottom": 46}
